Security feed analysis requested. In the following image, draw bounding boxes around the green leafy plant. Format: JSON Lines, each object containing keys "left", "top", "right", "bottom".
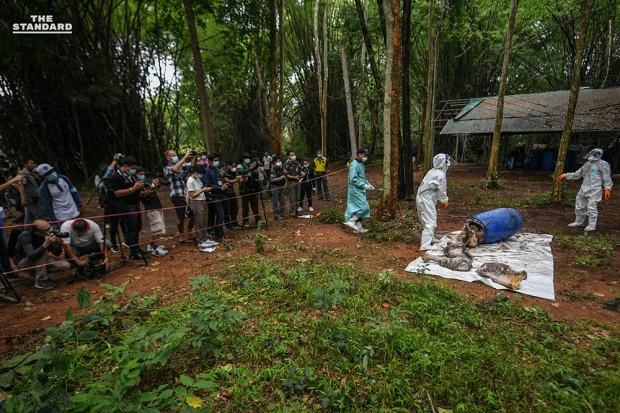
{"left": 315, "top": 207, "right": 345, "bottom": 224}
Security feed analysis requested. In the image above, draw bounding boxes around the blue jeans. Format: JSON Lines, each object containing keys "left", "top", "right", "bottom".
{"left": 121, "top": 204, "right": 143, "bottom": 256}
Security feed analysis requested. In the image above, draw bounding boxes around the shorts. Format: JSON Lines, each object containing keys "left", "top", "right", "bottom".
{"left": 145, "top": 210, "right": 166, "bottom": 235}
{"left": 171, "top": 195, "right": 193, "bottom": 220}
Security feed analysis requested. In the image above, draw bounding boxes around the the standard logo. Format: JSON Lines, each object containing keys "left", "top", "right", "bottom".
{"left": 13, "top": 15, "right": 72, "bottom": 34}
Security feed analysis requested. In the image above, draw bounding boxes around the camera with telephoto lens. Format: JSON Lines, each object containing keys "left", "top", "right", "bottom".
{"left": 76, "top": 255, "right": 107, "bottom": 279}
{"left": 47, "top": 228, "right": 70, "bottom": 238}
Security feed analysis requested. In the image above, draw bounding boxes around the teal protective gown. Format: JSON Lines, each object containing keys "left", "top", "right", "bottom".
{"left": 344, "top": 159, "right": 371, "bottom": 221}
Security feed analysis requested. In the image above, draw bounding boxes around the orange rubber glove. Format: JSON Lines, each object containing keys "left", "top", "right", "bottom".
{"left": 440, "top": 201, "right": 449, "bottom": 209}
{"left": 604, "top": 189, "right": 611, "bottom": 200}
{"left": 557, "top": 173, "right": 567, "bottom": 181}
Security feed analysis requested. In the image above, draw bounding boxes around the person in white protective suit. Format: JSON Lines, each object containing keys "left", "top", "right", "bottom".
{"left": 416, "top": 154, "right": 455, "bottom": 250}
{"left": 343, "top": 147, "right": 374, "bottom": 234}
{"left": 558, "top": 148, "right": 613, "bottom": 231}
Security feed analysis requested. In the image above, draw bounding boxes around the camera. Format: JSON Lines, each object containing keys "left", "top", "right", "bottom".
{"left": 76, "top": 255, "right": 107, "bottom": 279}
{"left": 117, "top": 153, "right": 124, "bottom": 158}
{"left": 47, "top": 228, "right": 70, "bottom": 238}
{"left": 190, "top": 150, "right": 198, "bottom": 156}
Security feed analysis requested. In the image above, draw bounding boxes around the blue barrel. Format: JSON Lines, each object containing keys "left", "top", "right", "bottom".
{"left": 505, "top": 157, "right": 515, "bottom": 170}
{"left": 470, "top": 208, "right": 523, "bottom": 244}
{"left": 541, "top": 150, "right": 557, "bottom": 171}
{"left": 565, "top": 150, "right": 576, "bottom": 171}
{"left": 528, "top": 150, "right": 543, "bottom": 169}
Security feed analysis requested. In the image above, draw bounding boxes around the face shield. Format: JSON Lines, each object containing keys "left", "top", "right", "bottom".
{"left": 445, "top": 154, "right": 457, "bottom": 168}
{"left": 584, "top": 149, "right": 603, "bottom": 162}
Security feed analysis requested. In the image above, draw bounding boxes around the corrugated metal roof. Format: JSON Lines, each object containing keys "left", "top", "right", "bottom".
{"left": 439, "top": 87, "right": 620, "bottom": 135}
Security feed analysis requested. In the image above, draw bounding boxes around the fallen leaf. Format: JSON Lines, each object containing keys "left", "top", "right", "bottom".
{"left": 592, "top": 293, "right": 605, "bottom": 298}
{"left": 186, "top": 395, "right": 203, "bottom": 408}
{"left": 523, "top": 306, "right": 537, "bottom": 313}
{"left": 41, "top": 316, "right": 51, "bottom": 321}
{"left": 382, "top": 303, "right": 390, "bottom": 308}
{"left": 151, "top": 261, "right": 161, "bottom": 266}
{"left": 295, "top": 230, "right": 301, "bottom": 236}
{"left": 134, "top": 276, "right": 141, "bottom": 280}
{"left": 316, "top": 233, "right": 323, "bottom": 236}
{"left": 552, "top": 303, "right": 559, "bottom": 307}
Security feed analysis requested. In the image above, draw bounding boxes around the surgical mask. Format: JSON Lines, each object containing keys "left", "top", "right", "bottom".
{"left": 303, "top": 163, "right": 309, "bottom": 167}
{"left": 129, "top": 169, "right": 136, "bottom": 176}
{"left": 290, "top": 155, "right": 296, "bottom": 161}
{"left": 213, "top": 161, "right": 220, "bottom": 168}
{"left": 317, "top": 154, "right": 323, "bottom": 159}
{"left": 137, "top": 174, "right": 146, "bottom": 181}
{"left": 276, "top": 162, "right": 282, "bottom": 167}
{"left": 201, "top": 156, "right": 207, "bottom": 160}
{"left": 46, "top": 172, "right": 58, "bottom": 181}
{"left": 231, "top": 167, "right": 237, "bottom": 173}
{"left": 362, "top": 156, "right": 368, "bottom": 162}
{"left": 197, "top": 174, "right": 203, "bottom": 179}
{"left": 171, "top": 155, "right": 179, "bottom": 163}
{"left": 244, "top": 158, "right": 251, "bottom": 164}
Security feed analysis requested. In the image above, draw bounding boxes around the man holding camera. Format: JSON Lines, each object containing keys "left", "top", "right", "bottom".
{"left": 13, "top": 219, "right": 70, "bottom": 289}
{"left": 60, "top": 218, "right": 110, "bottom": 270}
{"left": 110, "top": 156, "right": 146, "bottom": 260}
{"left": 164, "top": 149, "right": 196, "bottom": 242}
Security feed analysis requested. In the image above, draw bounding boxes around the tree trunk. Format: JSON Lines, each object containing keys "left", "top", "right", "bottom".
{"left": 376, "top": 0, "right": 401, "bottom": 220}
{"left": 553, "top": 0, "right": 592, "bottom": 201}
{"left": 278, "top": 0, "right": 284, "bottom": 149}
{"left": 340, "top": 42, "right": 357, "bottom": 159}
{"left": 321, "top": 0, "right": 329, "bottom": 155}
{"left": 354, "top": 0, "right": 383, "bottom": 98}
{"left": 358, "top": 0, "right": 369, "bottom": 147}
{"left": 486, "top": 0, "right": 519, "bottom": 183}
{"left": 422, "top": 0, "right": 435, "bottom": 173}
{"left": 268, "top": 0, "right": 281, "bottom": 155}
{"left": 314, "top": 0, "right": 325, "bottom": 154}
{"left": 183, "top": 0, "right": 215, "bottom": 153}
{"left": 400, "top": 0, "right": 413, "bottom": 201}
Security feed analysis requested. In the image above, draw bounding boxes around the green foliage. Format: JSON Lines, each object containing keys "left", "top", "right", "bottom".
{"left": 554, "top": 234, "right": 619, "bottom": 267}
{"left": 315, "top": 207, "right": 345, "bottom": 224}
{"left": 365, "top": 216, "right": 423, "bottom": 243}
{"left": 2, "top": 260, "right": 619, "bottom": 412}
{"left": 474, "top": 191, "right": 558, "bottom": 208}
{"left": 482, "top": 172, "right": 504, "bottom": 189}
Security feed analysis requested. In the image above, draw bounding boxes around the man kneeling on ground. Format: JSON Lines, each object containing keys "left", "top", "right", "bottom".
{"left": 13, "top": 219, "right": 70, "bottom": 289}
{"left": 60, "top": 218, "right": 110, "bottom": 270}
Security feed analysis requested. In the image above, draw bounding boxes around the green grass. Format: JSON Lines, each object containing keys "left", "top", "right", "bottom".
{"left": 1, "top": 261, "right": 619, "bottom": 412}
{"left": 554, "top": 234, "right": 619, "bottom": 267}
{"left": 474, "top": 191, "right": 575, "bottom": 208}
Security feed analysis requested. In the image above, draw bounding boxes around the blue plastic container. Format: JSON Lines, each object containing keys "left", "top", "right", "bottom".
{"left": 528, "top": 150, "right": 543, "bottom": 169}
{"left": 542, "top": 150, "right": 558, "bottom": 171}
{"left": 469, "top": 208, "right": 523, "bottom": 244}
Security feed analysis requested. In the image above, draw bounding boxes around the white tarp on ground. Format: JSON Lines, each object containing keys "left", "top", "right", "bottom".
{"left": 405, "top": 232, "right": 555, "bottom": 300}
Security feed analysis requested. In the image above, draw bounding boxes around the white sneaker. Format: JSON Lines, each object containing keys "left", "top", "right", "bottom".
{"left": 155, "top": 246, "right": 168, "bottom": 255}
{"left": 297, "top": 207, "right": 303, "bottom": 212}
{"left": 309, "top": 207, "right": 314, "bottom": 212}
{"left": 200, "top": 246, "right": 216, "bottom": 253}
{"left": 199, "top": 240, "right": 219, "bottom": 247}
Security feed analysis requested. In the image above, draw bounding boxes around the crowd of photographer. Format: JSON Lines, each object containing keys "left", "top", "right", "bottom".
{"left": 0, "top": 148, "right": 331, "bottom": 291}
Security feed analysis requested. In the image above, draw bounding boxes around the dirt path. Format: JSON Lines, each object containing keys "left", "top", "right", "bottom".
{"left": 1, "top": 164, "right": 619, "bottom": 355}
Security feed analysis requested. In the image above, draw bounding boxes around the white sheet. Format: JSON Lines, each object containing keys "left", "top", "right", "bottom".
{"left": 405, "top": 232, "right": 555, "bottom": 300}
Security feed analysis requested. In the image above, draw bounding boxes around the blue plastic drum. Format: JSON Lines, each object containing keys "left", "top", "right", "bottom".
{"left": 469, "top": 208, "right": 523, "bottom": 244}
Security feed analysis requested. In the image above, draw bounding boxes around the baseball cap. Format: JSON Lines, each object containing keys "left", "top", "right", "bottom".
{"left": 36, "top": 163, "right": 55, "bottom": 176}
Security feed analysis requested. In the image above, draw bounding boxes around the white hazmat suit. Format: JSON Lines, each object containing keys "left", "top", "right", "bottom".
{"left": 416, "top": 154, "right": 452, "bottom": 250}
{"left": 559, "top": 148, "right": 613, "bottom": 231}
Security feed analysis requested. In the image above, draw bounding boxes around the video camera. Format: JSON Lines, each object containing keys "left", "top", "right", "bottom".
{"left": 47, "top": 228, "right": 70, "bottom": 238}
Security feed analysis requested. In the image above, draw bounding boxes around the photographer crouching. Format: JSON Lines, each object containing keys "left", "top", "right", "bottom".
{"left": 60, "top": 218, "right": 111, "bottom": 276}
{"left": 13, "top": 220, "right": 70, "bottom": 289}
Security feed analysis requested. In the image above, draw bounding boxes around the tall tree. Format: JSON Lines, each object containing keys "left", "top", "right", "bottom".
{"left": 269, "top": 0, "right": 282, "bottom": 155}
{"left": 399, "top": 0, "right": 414, "bottom": 201}
{"left": 358, "top": 0, "right": 369, "bottom": 147}
{"left": 552, "top": 0, "right": 593, "bottom": 201}
{"left": 376, "top": 0, "right": 401, "bottom": 220}
{"left": 422, "top": 0, "right": 435, "bottom": 173}
{"left": 486, "top": 0, "right": 519, "bottom": 183}
{"left": 183, "top": 0, "right": 215, "bottom": 153}
{"left": 340, "top": 42, "right": 357, "bottom": 159}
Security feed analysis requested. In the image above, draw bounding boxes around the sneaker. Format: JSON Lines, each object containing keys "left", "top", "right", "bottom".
{"left": 275, "top": 216, "right": 285, "bottom": 221}
{"left": 6, "top": 274, "right": 28, "bottom": 282}
{"left": 313, "top": 187, "right": 316, "bottom": 192}
{"left": 297, "top": 206, "right": 303, "bottom": 212}
{"left": 309, "top": 207, "right": 314, "bottom": 212}
{"left": 199, "top": 240, "right": 219, "bottom": 247}
{"left": 200, "top": 246, "right": 217, "bottom": 253}
{"left": 122, "top": 242, "right": 129, "bottom": 248}
{"left": 130, "top": 253, "right": 148, "bottom": 261}
{"left": 110, "top": 247, "right": 120, "bottom": 253}
{"left": 148, "top": 245, "right": 168, "bottom": 256}
{"left": 219, "top": 236, "right": 233, "bottom": 242}
{"left": 147, "top": 245, "right": 158, "bottom": 254}
{"left": 35, "top": 279, "right": 57, "bottom": 290}
{"left": 326, "top": 197, "right": 331, "bottom": 201}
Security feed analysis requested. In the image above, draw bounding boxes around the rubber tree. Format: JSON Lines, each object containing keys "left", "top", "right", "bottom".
{"left": 552, "top": 0, "right": 593, "bottom": 201}
{"left": 376, "top": 0, "right": 401, "bottom": 220}
{"left": 486, "top": 0, "right": 519, "bottom": 184}
{"left": 183, "top": 0, "right": 215, "bottom": 153}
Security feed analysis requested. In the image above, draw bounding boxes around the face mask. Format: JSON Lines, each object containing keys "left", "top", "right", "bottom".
{"left": 362, "top": 157, "right": 368, "bottom": 162}
{"left": 197, "top": 174, "right": 203, "bottom": 179}
{"left": 129, "top": 169, "right": 136, "bottom": 176}
{"left": 244, "top": 158, "right": 251, "bottom": 164}
{"left": 290, "top": 155, "right": 296, "bottom": 161}
{"left": 588, "top": 156, "right": 599, "bottom": 162}
{"left": 46, "top": 172, "right": 58, "bottom": 182}
{"left": 303, "top": 164, "right": 309, "bottom": 168}
{"left": 137, "top": 175, "right": 146, "bottom": 181}
{"left": 171, "top": 155, "right": 179, "bottom": 163}
{"left": 276, "top": 162, "right": 282, "bottom": 167}
{"left": 231, "top": 167, "right": 237, "bottom": 173}
{"left": 317, "top": 154, "right": 323, "bottom": 159}
{"left": 200, "top": 156, "right": 206, "bottom": 160}
{"left": 213, "top": 161, "right": 220, "bottom": 168}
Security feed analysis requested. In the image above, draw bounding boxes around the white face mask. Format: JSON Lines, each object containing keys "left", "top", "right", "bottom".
{"left": 276, "top": 162, "right": 282, "bottom": 167}
{"left": 362, "top": 156, "right": 368, "bottom": 162}
{"left": 231, "top": 167, "right": 237, "bottom": 173}
{"left": 290, "top": 155, "right": 296, "bottom": 161}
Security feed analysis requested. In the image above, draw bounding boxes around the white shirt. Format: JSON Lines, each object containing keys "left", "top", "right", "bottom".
{"left": 60, "top": 219, "right": 104, "bottom": 248}
{"left": 186, "top": 176, "right": 206, "bottom": 201}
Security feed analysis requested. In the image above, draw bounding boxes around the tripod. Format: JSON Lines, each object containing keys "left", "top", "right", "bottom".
{"left": 0, "top": 270, "right": 20, "bottom": 303}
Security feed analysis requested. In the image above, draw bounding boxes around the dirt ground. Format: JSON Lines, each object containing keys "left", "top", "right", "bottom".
{"left": 1, "top": 163, "right": 619, "bottom": 355}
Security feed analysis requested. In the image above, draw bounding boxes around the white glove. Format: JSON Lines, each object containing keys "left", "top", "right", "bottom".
{"left": 364, "top": 184, "right": 374, "bottom": 191}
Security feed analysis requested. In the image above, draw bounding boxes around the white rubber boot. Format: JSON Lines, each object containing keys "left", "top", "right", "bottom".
{"left": 568, "top": 215, "right": 586, "bottom": 227}
{"left": 344, "top": 216, "right": 358, "bottom": 231}
{"left": 584, "top": 216, "right": 597, "bottom": 232}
